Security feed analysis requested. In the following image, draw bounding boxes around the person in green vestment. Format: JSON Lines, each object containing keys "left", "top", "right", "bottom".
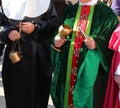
{"left": 50, "top": 0, "right": 119, "bottom": 108}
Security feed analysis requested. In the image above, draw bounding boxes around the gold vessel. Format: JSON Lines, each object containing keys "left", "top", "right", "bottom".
{"left": 51, "top": 24, "right": 72, "bottom": 52}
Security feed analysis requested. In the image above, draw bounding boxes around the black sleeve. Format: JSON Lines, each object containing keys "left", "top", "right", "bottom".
{"left": 0, "top": 12, "right": 12, "bottom": 43}
{"left": 32, "top": 1, "right": 59, "bottom": 42}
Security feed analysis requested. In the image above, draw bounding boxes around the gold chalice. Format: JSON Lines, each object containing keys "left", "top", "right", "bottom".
{"left": 51, "top": 24, "right": 72, "bottom": 52}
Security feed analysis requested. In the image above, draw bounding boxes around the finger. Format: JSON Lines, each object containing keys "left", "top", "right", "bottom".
{"left": 9, "top": 35, "right": 16, "bottom": 41}
{"left": 54, "top": 42, "right": 62, "bottom": 47}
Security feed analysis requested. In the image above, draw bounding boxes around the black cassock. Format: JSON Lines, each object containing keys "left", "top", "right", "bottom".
{"left": 0, "top": 2, "right": 59, "bottom": 108}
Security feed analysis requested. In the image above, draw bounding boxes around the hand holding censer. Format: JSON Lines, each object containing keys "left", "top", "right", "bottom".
{"left": 51, "top": 24, "right": 72, "bottom": 52}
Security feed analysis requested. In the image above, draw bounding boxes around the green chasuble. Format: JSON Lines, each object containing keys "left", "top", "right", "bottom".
{"left": 51, "top": 2, "right": 119, "bottom": 108}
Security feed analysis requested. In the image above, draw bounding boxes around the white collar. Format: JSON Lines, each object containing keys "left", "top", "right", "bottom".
{"left": 2, "top": 0, "right": 50, "bottom": 20}
{"left": 79, "top": 0, "right": 98, "bottom": 5}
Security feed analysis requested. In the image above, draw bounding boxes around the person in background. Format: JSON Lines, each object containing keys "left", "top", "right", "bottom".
{"left": 103, "top": 24, "right": 120, "bottom": 108}
{"left": 66, "top": 0, "right": 73, "bottom": 6}
{"left": 0, "top": 42, "right": 5, "bottom": 59}
{"left": 52, "top": 0, "right": 73, "bottom": 21}
{"left": 111, "top": 0, "right": 120, "bottom": 21}
{"left": 100, "top": 0, "right": 112, "bottom": 6}
{"left": 0, "top": 0, "right": 59, "bottom": 108}
{"left": 52, "top": 0, "right": 67, "bottom": 20}
{"left": 50, "top": 0, "right": 119, "bottom": 108}
{"left": 0, "top": 0, "right": 5, "bottom": 59}
{"left": 103, "top": 1, "right": 120, "bottom": 107}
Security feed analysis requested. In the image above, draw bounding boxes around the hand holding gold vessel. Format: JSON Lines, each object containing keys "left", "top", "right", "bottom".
{"left": 51, "top": 24, "right": 72, "bottom": 52}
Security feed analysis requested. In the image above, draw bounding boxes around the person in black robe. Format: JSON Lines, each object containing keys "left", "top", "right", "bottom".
{"left": 0, "top": 0, "right": 59, "bottom": 108}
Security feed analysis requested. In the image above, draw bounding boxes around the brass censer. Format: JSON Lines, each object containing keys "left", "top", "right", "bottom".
{"left": 9, "top": 50, "right": 22, "bottom": 63}
{"left": 9, "top": 22, "right": 22, "bottom": 64}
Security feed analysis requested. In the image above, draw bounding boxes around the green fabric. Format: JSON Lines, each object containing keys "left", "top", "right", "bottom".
{"left": 73, "top": 50, "right": 101, "bottom": 107}
{"left": 64, "top": 5, "right": 95, "bottom": 108}
{"left": 63, "top": 6, "right": 82, "bottom": 108}
{"left": 50, "top": 2, "right": 119, "bottom": 108}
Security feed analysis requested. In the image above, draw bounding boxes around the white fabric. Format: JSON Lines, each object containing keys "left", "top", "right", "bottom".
{"left": 66, "top": 0, "right": 78, "bottom": 4}
{"left": 115, "top": 63, "right": 120, "bottom": 75}
{"left": 79, "top": 0, "right": 98, "bottom": 5}
{"left": 2, "top": 0, "right": 50, "bottom": 20}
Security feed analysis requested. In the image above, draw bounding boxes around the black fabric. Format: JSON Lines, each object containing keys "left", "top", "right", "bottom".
{"left": 0, "top": 42, "right": 5, "bottom": 56}
{"left": 52, "top": 0, "right": 67, "bottom": 20}
{"left": 0, "top": 2, "right": 59, "bottom": 108}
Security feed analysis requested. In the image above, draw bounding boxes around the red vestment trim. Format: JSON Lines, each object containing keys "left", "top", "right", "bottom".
{"left": 68, "top": 6, "right": 90, "bottom": 108}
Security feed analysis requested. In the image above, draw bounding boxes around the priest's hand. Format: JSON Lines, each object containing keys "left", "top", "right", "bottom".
{"left": 114, "top": 75, "right": 120, "bottom": 88}
{"left": 22, "top": 22, "right": 35, "bottom": 34}
{"left": 84, "top": 36, "right": 96, "bottom": 50}
{"left": 54, "top": 34, "right": 67, "bottom": 48}
{"left": 8, "top": 30, "right": 20, "bottom": 41}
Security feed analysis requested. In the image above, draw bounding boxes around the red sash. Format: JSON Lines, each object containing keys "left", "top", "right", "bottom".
{"left": 68, "top": 6, "right": 90, "bottom": 108}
